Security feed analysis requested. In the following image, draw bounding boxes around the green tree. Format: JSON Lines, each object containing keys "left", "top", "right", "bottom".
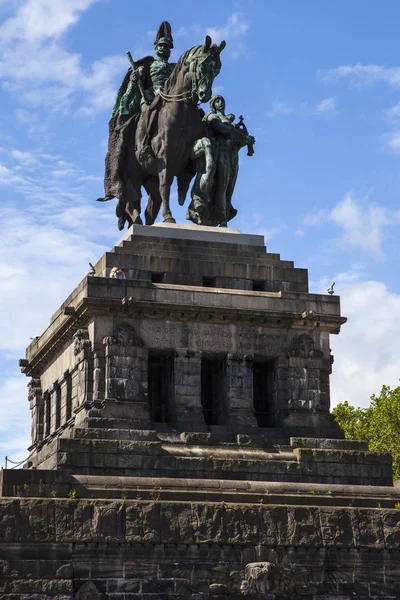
{"left": 332, "top": 385, "right": 400, "bottom": 482}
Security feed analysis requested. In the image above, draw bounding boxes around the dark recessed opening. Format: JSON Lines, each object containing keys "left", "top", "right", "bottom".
{"left": 65, "top": 372, "right": 72, "bottom": 422}
{"left": 201, "top": 357, "right": 225, "bottom": 425}
{"left": 202, "top": 276, "right": 216, "bottom": 287}
{"left": 54, "top": 383, "right": 61, "bottom": 430}
{"left": 44, "top": 392, "right": 50, "bottom": 438}
{"left": 252, "top": 280, "right": 265, "bottom": 292}
{"left": 148, "top": 353, "right": 173, "bottom": 423}
{"left": 253, "top": 360, "right": 275, "bottom": 427}
{"left": 151, "top": 272, "right": 164, "bottom": 283}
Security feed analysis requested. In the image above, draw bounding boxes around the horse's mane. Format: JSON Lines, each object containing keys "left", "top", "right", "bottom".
{"left": 164, "top": 45, "right": 203, "bottom": 93}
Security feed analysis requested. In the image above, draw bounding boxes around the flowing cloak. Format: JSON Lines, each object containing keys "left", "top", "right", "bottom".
{"left": 99, "top": 56, "right": 154, "bottom": 202}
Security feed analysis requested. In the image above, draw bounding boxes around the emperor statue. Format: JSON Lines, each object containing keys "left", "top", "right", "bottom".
{"left": 98, "top": 21, "right": 176, "bottom": 225}
{"left": 97, "top": 20, "right": 253, "bottom": 230}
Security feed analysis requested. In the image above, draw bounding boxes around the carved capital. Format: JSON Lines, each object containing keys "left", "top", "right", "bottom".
{"left": 290, "top": 334, "right": 323, "bottom": 359}
{"left": 104, "top": 321, "right": 144, "bottom": 347}
{"left": 73, "top": 328, "right": 91, "bottom": 356}
{"left": 28, "top": 377, "right": 42, "bottom": 404}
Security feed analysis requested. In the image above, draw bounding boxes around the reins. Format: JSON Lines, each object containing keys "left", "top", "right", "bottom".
{"left": 159, "top": 56, "right": 199, "bottom": 102}
{"left": 159, "top": 90, "right": 193, "bottom": 102}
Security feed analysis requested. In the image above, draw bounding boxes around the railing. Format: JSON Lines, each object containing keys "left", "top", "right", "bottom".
{"left": 4, "top": 455, "right": 30, "bottom": 469}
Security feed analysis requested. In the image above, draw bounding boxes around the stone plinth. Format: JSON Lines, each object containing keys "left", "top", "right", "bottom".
{"left": 3, "top": 224, "right": 398, "bottom": 599}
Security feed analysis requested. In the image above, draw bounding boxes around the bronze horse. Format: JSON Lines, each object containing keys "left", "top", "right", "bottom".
{"left": 116, "top": 36, "right": 225, "bottom": 228}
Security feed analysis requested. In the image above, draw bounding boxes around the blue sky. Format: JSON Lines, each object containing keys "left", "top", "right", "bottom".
{"left": 1, "top": 0, "right": 400, "bottom": 465}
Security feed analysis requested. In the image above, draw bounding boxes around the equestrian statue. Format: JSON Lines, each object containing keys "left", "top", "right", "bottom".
{"left": 97, "top": 21, "right": 255, "bottom": 229}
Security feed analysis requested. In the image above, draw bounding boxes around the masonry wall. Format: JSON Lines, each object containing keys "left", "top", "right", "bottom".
{"left": 0, "top": 498, "right": 399, "bottom": 599}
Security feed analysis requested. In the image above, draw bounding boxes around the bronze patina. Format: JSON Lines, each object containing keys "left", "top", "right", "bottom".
{"left": 98, "top": 21, "right": 254, "bottom": 229}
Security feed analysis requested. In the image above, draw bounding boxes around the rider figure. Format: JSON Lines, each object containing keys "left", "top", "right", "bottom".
{"left": 115, "top": 22, "right": 174, "bottom": 124}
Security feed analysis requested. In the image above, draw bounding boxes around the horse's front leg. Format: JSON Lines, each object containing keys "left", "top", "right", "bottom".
{"left": 158, "top": 168, "right": 176, "bottom": 223}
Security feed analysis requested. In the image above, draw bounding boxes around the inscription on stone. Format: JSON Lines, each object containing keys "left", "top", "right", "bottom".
{"left": 145, "top": 323, "right": 284, "bottom": 355}
{"left": 238, "top": 332, "right": 281, "bottom": 353}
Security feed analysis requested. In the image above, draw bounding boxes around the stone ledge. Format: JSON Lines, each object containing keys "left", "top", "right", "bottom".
{"left": 2, "top": 471, "right": 400, "bottom": 505}
{"left": 0, "top": 498, "right": 399, "bottom": 548}
{"left": 118, "top": 223, "right": 265, "bottom": 247}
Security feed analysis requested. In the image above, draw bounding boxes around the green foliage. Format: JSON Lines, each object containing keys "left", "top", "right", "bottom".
{"left": 67, "top": 488, "right": 77, "bottom": 499}
{"left": 332, "top": 384, "right": 400, "bottom": 481}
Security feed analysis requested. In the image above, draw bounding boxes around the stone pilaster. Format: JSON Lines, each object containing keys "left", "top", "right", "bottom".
{"left": 101, "top": 322, "right": 150, "bottom": 424}
{"left": 28, "top": 377, "right": 43, "bottom": 447}
{"left": 281, "top": 333, "right": 342, "bottom": 438}
{"left": 172, "top": 351, "right": 207, "bottom": 431}
{"left": 225, "top": 354, "right": 257, "bottom": 430}
{"left": 72, "top": 328, "right": 96, "bottom": 428}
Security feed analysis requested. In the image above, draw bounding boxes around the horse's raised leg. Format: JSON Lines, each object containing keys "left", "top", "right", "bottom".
{"left": 158, "top": 169, "right": 176, "bottom": 223}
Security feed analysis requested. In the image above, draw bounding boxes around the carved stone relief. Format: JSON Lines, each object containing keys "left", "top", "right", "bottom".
{"left": 28, "top": 377, "right": 42, "bottom": 403}
{"left": 103, "top": 321, "right": 144, "bottom": 347}
{"left": 291, "top": 334, "right": 323, "bottom": 359}
{"left": 74, "top": 582, "right": 107, "bottom": 600}
{"left": 73, "top": 328, "right": 91, "bottom": 355}
{"left": 240, "top": 562, "right": 277, "bottom": 597}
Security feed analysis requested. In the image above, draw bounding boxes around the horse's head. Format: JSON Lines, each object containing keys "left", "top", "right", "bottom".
{"left": 189, "top": 36, "right": 226, "bottom": 103}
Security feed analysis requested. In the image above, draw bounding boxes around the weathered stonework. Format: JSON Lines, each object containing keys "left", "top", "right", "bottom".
{"left": 2, "top": 224, "right": 399, "bottom": 599}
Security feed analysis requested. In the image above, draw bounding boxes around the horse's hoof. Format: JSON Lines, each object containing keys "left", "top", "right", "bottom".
{"left": 219, "top": 222, "right": 227, "bottom": 228}
{"left": 132, "top": 216, "right": 143, "bottom": 225}
{"left": 163, "top": 217, "right": 176, "bottom": 224}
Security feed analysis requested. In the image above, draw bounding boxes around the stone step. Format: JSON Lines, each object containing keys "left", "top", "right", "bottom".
{"left": 38, "top": 442, "right": 393, "bottom": 487}
{"left": 3, "top": 472, "right": 399, "bottom": 508}
{"left": 119, "top": 236, "right": 269, "bottom": 254}
{"left": 108, "top": 253, "right": 302, "bottom": 278}
{"left": 117, "top": 243, "right": 291, "bottom": 266}
{"left": 122, "top": 240, "right": 269, "bottom": 257}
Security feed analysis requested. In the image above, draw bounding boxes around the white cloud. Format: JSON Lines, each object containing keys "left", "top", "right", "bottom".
{"left": 314, "top": 96, "right": 336, "bottom": 115}
{"left": 0, "top": 0, "right": 99, "bottom": 42}
{"left": 328, "top": 278, "right": 400, "bottom": 409}
{"left": 319, "top": 63, "right": 400, "bottom": 88}
{"left": 206, "top": 12, "right": 250, "bottom": 44}
{"left": 0, "top": 208, "right": 112, "bottom": 353}
{"left": 304, "top": 192, "right": 399, "bottom": 258}
{"left": 385, "top": 102, "right": 400, "bottom": 120}
{"left": 0, "top": 377, "right": 31, "bottom": 467}
{"left": 0, "top": 0, "right": 126, "bottom": 115}
{"left": 303, "top": 209, "right": 327, "bottom": 226}
{"left": 384, "top": 130, "right": 400, "bottom": 151}
{"left": 267, "top": 101, "right": 292, "bottom": 119}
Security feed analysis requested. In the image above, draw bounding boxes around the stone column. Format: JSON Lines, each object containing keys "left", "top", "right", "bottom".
{"left": 172, "top": 350, "right": 207, "bottom": 431}
{"left": 28, "top": 377, "right": 43, "bottom": 448}
{"left": 225, "top": 354, "right": 257, "bottom": 430}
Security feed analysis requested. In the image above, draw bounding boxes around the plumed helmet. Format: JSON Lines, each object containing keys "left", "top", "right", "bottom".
{"left": 154, "top": 21, "right": 173, "bottom": 49}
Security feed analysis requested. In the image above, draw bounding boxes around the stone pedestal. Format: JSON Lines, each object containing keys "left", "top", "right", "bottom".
{"left": 6, "top": 224, "right": 399, "bottom": 599}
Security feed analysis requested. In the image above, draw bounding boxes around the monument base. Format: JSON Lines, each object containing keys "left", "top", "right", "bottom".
{"left": 6, "top": 225, "right": 398, "bottom": 598}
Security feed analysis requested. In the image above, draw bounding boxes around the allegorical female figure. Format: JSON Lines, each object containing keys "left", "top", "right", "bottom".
{"left": 187, "top": 95, "right": 255, "bottom": 227}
